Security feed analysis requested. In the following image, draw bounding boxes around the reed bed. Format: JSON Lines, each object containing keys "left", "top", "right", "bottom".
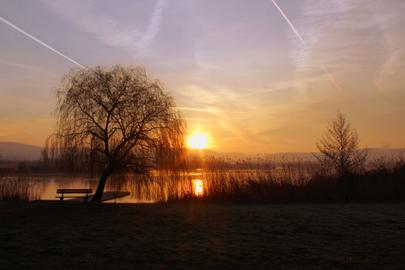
{"left": 0, "top": 176, "right": 40, "bottom": 201}
{"left": 1, "top": 159, "right": 404, "bottom": 203}
{"left": 144, "top": 161, "right": 405, "bottom": 203}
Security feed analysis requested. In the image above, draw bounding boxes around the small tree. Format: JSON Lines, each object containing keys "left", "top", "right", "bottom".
{"left": 54, "top": 66, "right": 185, "bottom": 201}
{"left": 316, "top": 111, "right": 367, "bottom": 178}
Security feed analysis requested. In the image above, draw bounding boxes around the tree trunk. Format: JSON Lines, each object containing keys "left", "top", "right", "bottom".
{"left": 92, "top": 166, "right": 113, "bottom": 202}
{"left": 340, "top": 154, "right": 345, "bottom": 180}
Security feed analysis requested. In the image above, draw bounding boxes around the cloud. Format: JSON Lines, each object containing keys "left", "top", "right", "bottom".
{"left": 41, "top": 0, "right": 168, "bottom": 56}
{"left": 41, "top": 0, "right": 140, "bottom": 49}
{"left": 269, "top": 0, "right": 343, "bottom": 92}
{"left": 136, "top": 0, "right": 168, "bottom": 52}
{"left": 176, "top": 107, "right": 222, "bottom": 113}
{"left": 289, "top": 0, "right": 405, "bottom": 93}
{"left": 0, "top": 59, "right": 59, "bottom": 76}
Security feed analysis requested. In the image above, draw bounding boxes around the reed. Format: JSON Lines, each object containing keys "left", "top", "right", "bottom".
{"left": 1, "top": 158, "right": 404, "bottom": 203}
{"left": 0, "top": 176, "right": 40, "bottom": 201}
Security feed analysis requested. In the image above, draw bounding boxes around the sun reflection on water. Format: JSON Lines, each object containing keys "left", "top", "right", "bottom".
{"left": 193, "top": 179, "right": 204, "bottom": 196}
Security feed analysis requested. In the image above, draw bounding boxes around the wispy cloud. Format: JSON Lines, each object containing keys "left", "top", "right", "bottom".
{"left": 41, "top": 0, "right": 140, "bottom": 49}
{"left": 269, "top": 0, "right": 342, "bottom": 92}
{"left": 136, "top": 0, "right": 168, "bottom": 52}
{"left": 176, "top": 107, "right": 222, "bottom": 113}
{"left": 0, "top": 15, "right": 84, "bottom": 68}
{"left": 293, "top": 0, "right": 405, "bottom": 93}
{"left": 42, "top": 0, "right": 168, "bottom": 56}
{"left": 0, "top": 59, "right": 59, "bottom": 76}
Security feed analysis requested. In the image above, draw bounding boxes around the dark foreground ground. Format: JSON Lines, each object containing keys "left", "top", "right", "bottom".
{"left": 1, "top": 202, "right": 405, "bottom": 270}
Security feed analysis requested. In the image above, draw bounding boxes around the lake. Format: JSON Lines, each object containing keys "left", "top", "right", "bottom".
{"left": 0, "top": 172, "right": 207, "bottom": 203}
{"left": 0, "top": 168, "right": 314, "bottom": 203}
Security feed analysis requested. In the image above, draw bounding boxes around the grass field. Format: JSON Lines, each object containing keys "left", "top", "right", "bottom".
{"left": 1, "top": 202, "right": 405, "bottom": 269}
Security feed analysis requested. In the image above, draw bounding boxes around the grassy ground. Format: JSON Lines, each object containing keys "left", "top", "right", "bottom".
{"left": 1, "top": 202, "right": 405, "bottom": 269}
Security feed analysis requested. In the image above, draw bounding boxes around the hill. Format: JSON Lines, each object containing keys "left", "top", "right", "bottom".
{"left": 0, "top": 142, "right": 43, "bottom": 161}
{"left": 0, "top": 141, "right": 403, "bottom": 162}
{"left": 188, "top": 148, "right": 405, "bottom": 162}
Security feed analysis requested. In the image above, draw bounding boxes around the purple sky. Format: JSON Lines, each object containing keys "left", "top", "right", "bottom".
{"left": 1, "top": 0, "right": 404, "bottom": 153}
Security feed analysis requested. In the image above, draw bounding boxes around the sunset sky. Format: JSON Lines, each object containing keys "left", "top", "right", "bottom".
{"left": 1, "top": 0, "right": 404, "bottom": 153}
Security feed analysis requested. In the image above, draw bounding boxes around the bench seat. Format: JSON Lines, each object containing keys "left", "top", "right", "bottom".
{"left": 56, "top": 189, "right": 92, "bottom": 202}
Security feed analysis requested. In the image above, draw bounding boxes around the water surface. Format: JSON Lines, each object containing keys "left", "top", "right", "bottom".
{"left": 0, "top": 173, "right": 205, "bottom": 203}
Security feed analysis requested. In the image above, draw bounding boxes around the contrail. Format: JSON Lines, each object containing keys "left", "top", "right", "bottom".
{"left": 270, "top": 0, "right": 342, "bottom": 91}
{"left": 271, "top": 0, "right": 304, "bottom": 43}
{"left": 0, "top": 15, "right": 84, "bottom": 68}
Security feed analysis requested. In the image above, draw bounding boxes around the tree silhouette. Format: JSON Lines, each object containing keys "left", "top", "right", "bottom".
{"left": 316, "top": 111, "right": 367, "bottom": 178}
{"left": 54, "top": 66, "right": 185, "bottom": 201}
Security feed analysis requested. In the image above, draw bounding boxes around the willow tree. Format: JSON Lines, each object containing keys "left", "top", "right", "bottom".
{"left": 55, "top": 66, "right": 185, "bottom": 201}
{"left": 316, "top": 111, "right": 367, "bottom": 178}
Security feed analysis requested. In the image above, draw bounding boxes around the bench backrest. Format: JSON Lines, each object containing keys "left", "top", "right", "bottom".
{"left": 56, "top": 189, "right": 92, "bottom": 194}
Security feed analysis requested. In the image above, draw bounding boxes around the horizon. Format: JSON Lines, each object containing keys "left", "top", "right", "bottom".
{"left": 1, "top": 0, "right": 405, "bottom": 153}
{"left": 1, "top": 141, "right": 404, "bottom": 163}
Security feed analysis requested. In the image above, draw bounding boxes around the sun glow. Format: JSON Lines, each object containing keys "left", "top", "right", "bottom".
{"left": 187, "top": 131, "right": 209, "bottom": 149}
{"left": 193, "top": 179, "right": 204, "bottom": 196}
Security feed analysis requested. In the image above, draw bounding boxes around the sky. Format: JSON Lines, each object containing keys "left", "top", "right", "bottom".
{"left": 0, "top": 0, "right": 404, "bottom": 153}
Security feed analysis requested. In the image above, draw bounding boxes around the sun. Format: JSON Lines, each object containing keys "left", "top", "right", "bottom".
{"left": 187, "top": 131, "right": 209, "bottom": 149}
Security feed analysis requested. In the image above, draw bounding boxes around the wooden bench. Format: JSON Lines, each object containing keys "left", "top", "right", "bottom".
{"left": 56, "top": 189, "right": 92, "bottom": 202}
